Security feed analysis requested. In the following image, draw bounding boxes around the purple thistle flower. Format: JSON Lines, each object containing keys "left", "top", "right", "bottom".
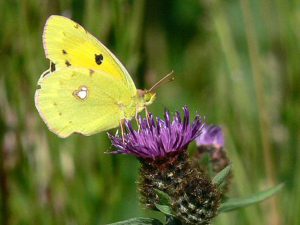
{"left": 109, "top": 107, "right": 221, "bottom": 224}
{"left": 195, "top": 125, "right": 224, "bottom": 149}
{"left": 109, "top": 107, "right": 204, "bottom": 159}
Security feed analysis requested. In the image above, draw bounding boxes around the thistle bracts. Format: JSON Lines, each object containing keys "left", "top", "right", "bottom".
{"left": 139, "top": 151, "right": 220, "bottom": 225}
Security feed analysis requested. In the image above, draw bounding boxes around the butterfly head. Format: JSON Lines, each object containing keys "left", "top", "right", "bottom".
{"left": 143, "top": 91, "right": 156, "bottom": 106}
{"left": 136, "top": 72, "right": 174, "bottom": 113}
{"left": 137, "top": 90, "right": 156, "bottom": 107}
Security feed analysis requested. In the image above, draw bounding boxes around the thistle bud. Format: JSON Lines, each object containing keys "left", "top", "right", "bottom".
{"left": 196, "top": 125, "right": 232, "bottom": 195}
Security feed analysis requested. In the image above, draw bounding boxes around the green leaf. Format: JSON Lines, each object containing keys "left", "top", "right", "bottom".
{"left": 154, "top": 189, "right": 172, "bottom": 206}
{"left": 219, "top": 183, "right": 284, "bottom": 213}
{"left": 212, "top": 164, "right": 232, "bottom": 186}
{"left": 154, "top": 203, "right": 174, "bottom": 216}
{"left": 106, "top": 217, "right": 163, "bottom": 225}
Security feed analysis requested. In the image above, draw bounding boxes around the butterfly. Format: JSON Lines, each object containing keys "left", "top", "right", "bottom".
{"left": 35, "top": 15, "right": 173, "bottom": 138}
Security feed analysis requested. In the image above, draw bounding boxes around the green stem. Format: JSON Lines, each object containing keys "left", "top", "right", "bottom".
{"left": 0, "top": 133, "right": 9, "bottom": 225}
{"left": 239, "top": 0, "right": 280, "bottom": 224}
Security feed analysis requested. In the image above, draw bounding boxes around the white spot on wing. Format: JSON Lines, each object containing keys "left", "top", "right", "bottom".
{"left": 73, "top": 86, "right": 88, "bottom": 100}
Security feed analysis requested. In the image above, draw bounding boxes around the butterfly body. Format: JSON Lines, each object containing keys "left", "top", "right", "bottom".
{"left": 35, "top": 15, "right": 155, "bottom": 138}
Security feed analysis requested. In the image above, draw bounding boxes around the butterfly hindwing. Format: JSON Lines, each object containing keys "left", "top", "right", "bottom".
{"left": 43, "top": 15, "right": 135, "bottom": 89}
{"left": 35, "top": 68, "right": 136, "bottom": 138}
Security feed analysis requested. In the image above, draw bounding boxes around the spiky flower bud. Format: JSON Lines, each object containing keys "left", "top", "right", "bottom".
{"left": 110, "top": 107, "right": 221, "bottom": 225}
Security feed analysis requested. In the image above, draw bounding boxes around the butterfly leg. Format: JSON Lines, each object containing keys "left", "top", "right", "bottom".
{"left": 145, "top": 107, "right": 149, "bottom": 118}
{"left": 144, "top": 106, "right": 151, "bottom": 128}
{"left": 120, "top": 119, "right": 126, "bottom": 143}
{"left": 135, "top": 111, "right": 141, "bottom": 131}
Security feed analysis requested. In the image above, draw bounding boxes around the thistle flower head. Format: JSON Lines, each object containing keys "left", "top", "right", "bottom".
{"left": 109, "top": 106, "right": 204, "bottom": 159}
{"left": 196, "top": 125, "right": 224, "bottom": 149}
{"left": 109, "top": 107, "right": 220, "bottom": 225}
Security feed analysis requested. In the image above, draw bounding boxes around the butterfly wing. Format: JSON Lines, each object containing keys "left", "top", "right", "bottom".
{"left": 35, "top": 68, "right": 137, "bottom": 138}
{"left": 43, "top": 15, "right": 135, "bottom": 90}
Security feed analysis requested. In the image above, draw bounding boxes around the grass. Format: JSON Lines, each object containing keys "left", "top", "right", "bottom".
{"left": 0, "top": 0, "right": 299, "bottom": 224}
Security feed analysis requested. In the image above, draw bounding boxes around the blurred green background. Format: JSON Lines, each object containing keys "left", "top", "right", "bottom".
{"left": 0, "top": 0, "right": 299, "bottom": 224}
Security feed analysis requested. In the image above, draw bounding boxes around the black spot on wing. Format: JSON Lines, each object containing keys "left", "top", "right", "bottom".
{"left": 89, "top": 69, "right": 94, "bottom": 76}
{"left": 95, "top": 54, "right": 103, "bottom": 65}
{"left": 74, "top": 23, "right": 79, "bottom": 29}
{"left": 65, "top": 60, "right": 71, "bottom": 67}
{"left": 62, "top": 49, "right": 67, "bottom": 54}
{"left": 50, "top": 62, "right": 56, "bottom": 72}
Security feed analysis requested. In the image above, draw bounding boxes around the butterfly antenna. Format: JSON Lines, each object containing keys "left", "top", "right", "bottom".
{"left": 148, "top": 71, "right": 175, "bottom": 93}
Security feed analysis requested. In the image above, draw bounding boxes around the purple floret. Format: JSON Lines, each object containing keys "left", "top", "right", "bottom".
{"left": 195, "top": 125, "right": 224, "bottom": 149}
{"left": 109, "top": 107, "right": 204, "bottom": 159}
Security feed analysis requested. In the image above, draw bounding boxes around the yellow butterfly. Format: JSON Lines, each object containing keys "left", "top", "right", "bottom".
{"left": 35, "top": 15, "right": 171, "bottom": 138}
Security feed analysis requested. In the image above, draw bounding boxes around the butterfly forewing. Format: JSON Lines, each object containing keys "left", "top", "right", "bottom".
{"left": 43, "top": 15, "right": 136, "bottom": 90}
